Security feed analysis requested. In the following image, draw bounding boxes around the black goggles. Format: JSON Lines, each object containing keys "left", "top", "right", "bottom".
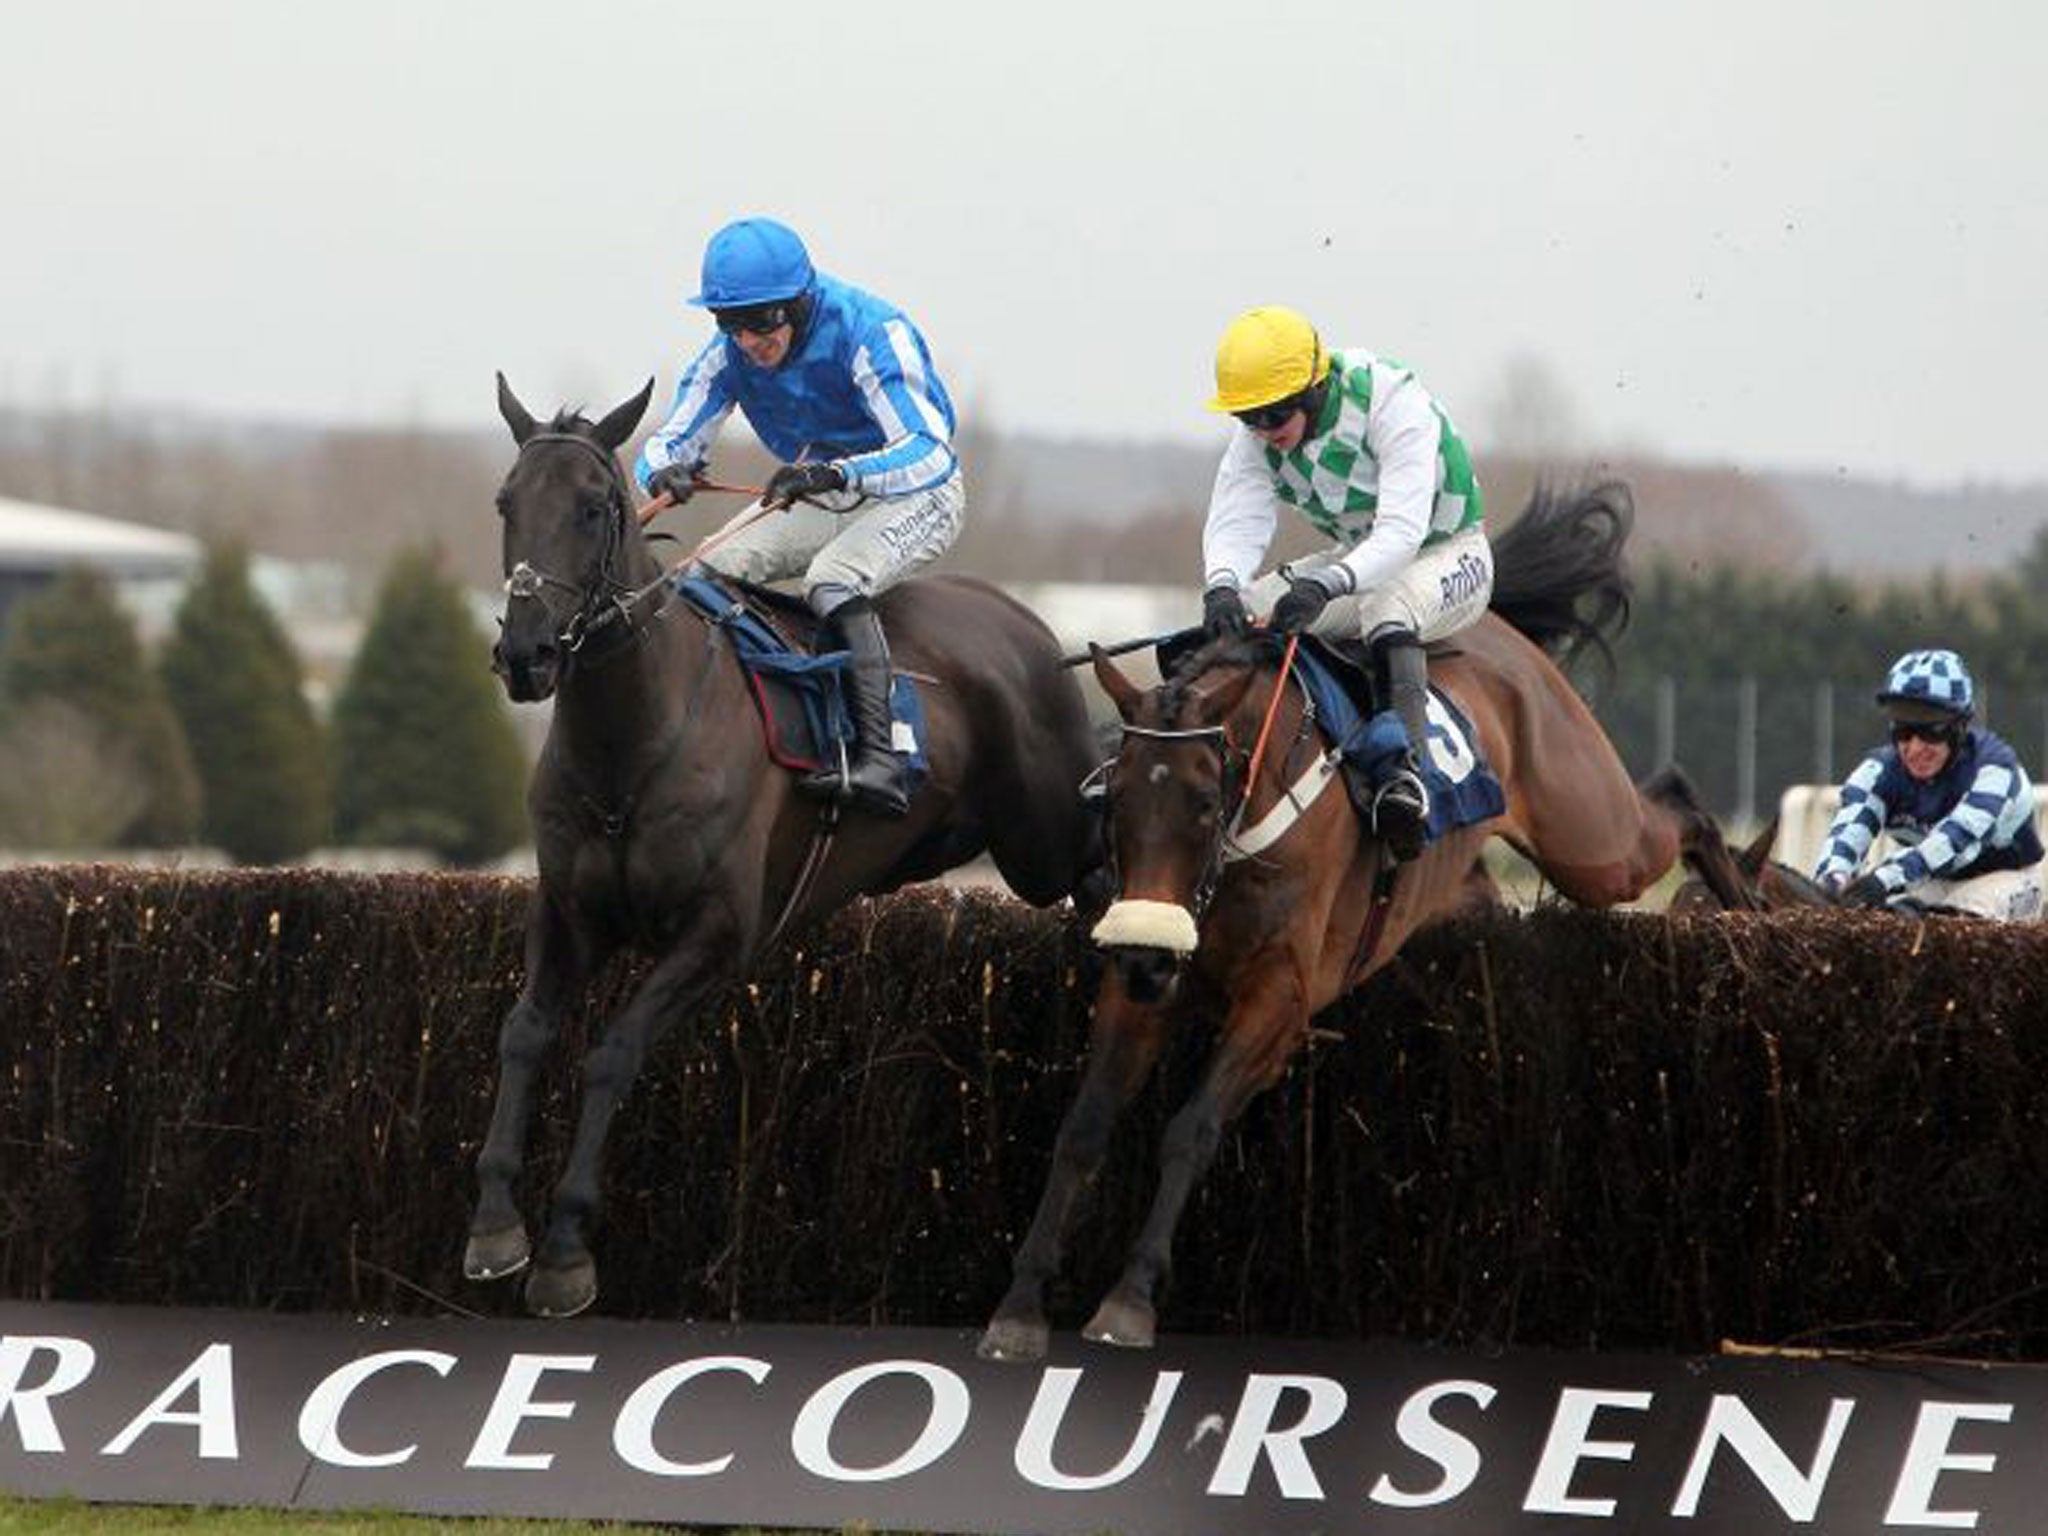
{"left": 713, "top": 302, "right": 796, "bottom": 336}
{"left": 1233, "top": 392, "right": 1307, "bottom": 431}
{"left": 1890, "top": 719, "right": 1962, "bottom": 746}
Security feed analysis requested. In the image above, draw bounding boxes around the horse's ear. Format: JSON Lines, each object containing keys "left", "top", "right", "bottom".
{"left": 593, "top": 378, "right": 655, "bottom": 451}
{"left": 1739, "top": 815, "right": 1779, "bottom": 876}
{"left": 1090, "top": 644, "right": 1143, "bottom": 722}
{"left": 496, "top": 372, "right": 537, "bottom": 445}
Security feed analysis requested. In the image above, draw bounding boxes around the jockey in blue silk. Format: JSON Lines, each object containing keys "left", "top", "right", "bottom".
{"left": 1814, "top": 649, "right": 2044, "bottom": 919}
{"left": 635, "top": 217, "right": 962, "bottom": 818}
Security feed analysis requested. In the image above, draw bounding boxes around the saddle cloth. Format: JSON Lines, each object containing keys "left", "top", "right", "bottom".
{"left": 1292, "top": 638, "right": 1506, "bottom": 839}
{"left": 672, "top": 576, "right": 930, "bottom": 789}
{"left": 1154, "top": 629, "right": 1505, "bottom": 842}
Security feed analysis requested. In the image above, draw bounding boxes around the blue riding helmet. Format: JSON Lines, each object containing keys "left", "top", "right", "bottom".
{"left": 1877, "top": 648, "right": 1974, "bottom": 718}
{"left": 689, "top": 218, "right": 815, "bottom": 309}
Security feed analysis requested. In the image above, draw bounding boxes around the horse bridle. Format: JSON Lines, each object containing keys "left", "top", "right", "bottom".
{"left": 1096, "top": 721, "right": 1250, "bottom": 928}
{"left": 500, "top": 431, "right": 672, "bottom": 663}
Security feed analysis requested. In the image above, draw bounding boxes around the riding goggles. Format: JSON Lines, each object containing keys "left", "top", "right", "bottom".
{"left": 1233, "top": 391, "right": 1309, "bottom": 432}
{"left": 1890, "top": 719, "right": 1962, "bottom": 746}
{"left": 713, "top": 301, "right": 797, "bottom": 336}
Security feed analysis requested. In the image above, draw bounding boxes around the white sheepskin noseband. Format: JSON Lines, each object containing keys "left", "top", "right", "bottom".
{"left": 1090, "top": 899, "right": 1200, "bottom": 955}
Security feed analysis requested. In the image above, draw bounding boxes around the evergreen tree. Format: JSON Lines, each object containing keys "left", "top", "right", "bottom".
{"left": 159, "top": 542, "right": 330, "bottom": 864}
{"left": 0, "top": 566, "right": 199, "bottom": 846}
{"left": 330, "top": 546, "right": 527, "bottom": 865}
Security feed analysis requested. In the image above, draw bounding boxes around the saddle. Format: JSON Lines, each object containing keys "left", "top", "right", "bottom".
{"left": 672, "top": 574, "right": 929, "bottom": 788}
{"left": 1156, "top": 628, "right": 1504, "bottom": 842}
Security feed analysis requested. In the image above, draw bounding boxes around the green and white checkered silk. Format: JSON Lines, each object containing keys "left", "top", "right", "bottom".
{"left": 1261, "top": 351, "right": 1484, "bottom": 546}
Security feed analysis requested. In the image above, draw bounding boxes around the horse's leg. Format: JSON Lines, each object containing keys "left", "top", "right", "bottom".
{"left": 976, "top": 692, "right": 1104, "bottom": 908}
{"left": 465, "top": 893, "right": 593, "bottom": 1282}
{"left": 524, "top": 911, "right": 738, "bottom": 1318}
{"left": 1085, "top": 955, "right": 1307, "bottom": 1349}
{"left": 979, "top": 978, "right": 1172, "bottom": 1362}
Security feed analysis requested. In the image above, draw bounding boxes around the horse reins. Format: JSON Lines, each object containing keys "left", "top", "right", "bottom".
{"left": 501, "top": 431, "right": 678, "bottom": 665}
{"left": 504, "top": 433, "right": 857, "bottom": 947}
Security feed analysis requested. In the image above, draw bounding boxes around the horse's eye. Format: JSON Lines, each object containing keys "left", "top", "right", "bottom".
{"left": 576, "top": 493, "right": 608, "bottom": 523}
{"left": 494, "top": 487, "right": 512, "bottom": 518}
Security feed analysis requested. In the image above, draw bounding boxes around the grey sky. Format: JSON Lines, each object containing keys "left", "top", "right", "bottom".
{"left": 6, "top": 0, "right": 2044, "bottom": 487}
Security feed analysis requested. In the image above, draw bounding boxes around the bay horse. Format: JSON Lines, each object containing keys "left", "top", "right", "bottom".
{"left": 980, "top": 483, "right": 1751, "bottom": 1360}
{"left": 468, "top": 375, "right": 1103, "bottom": 1317}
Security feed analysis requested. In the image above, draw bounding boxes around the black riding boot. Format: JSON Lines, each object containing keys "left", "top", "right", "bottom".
{"left": 803, "top": 598, "right": 911, "bottom": 818}
{"left": 1370, "top": 627, "right": 1432, "bottom": 862}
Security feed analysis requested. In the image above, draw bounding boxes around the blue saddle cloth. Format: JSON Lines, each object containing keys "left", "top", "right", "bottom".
{"left": 1292, "top": 639, "right": 1506, "bottom": 840}
{"left": 672, "top": 576, "right": 930, "bottom": 789}
{"left": 1152, "top": 628, "right": 1504, "bottom": 843}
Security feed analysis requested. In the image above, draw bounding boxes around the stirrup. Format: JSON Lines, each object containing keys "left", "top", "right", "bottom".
{"left": 1371, "top": 769, "right": 1430, "bottom": 862}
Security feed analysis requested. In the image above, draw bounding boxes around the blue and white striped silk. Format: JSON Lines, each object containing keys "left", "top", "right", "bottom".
{"left": 636, "top": 271, "right": 956, "bottom": 498}
{"left": 1815, "top": 728, "right": 2042, "bottom": 893}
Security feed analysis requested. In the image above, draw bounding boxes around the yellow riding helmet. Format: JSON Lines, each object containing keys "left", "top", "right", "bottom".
{"left": 1207, "top": 306, "right": 1331, "bottom": 413}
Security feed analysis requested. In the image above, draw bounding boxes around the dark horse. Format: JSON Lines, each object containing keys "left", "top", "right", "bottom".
{"left": 980, "top": 483, "right": 1751, "bottom": 1360}
{"left": 468, "top": 376, "right": 1103, "bottom": 1316}
{"left": 1668, "top": 817, "right": 1833, "bottom": 911}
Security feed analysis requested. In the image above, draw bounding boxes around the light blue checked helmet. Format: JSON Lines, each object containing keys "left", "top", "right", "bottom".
{"left": 1877, "top": 649, "right": 1974, "bottom": 718}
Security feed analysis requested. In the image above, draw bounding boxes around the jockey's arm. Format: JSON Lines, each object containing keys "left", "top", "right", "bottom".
{"left": 1202, "top": 427, "right": 1278, "bottom": 589}
{"left": 1814, "top": 755, "right": 1889, "bottom": 885}
{"left": 1867, "top": 758, "right": 2019, "bottom": 895}
{"left": 635, "top": 337, "right": 735, "bottom": 493}
{"left": 836, "top": 320, "right": 956, "bottom": 496}
{"left": 1331, "top": 377, "right": 1439, "bottom": 596}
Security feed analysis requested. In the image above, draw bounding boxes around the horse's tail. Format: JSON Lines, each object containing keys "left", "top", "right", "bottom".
{"left": 1487, "top": 479, "right": 1635, "bottom": 675}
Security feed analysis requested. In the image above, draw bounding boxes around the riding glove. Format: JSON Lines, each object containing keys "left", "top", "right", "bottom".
{"left": 1840, "top": 872, "right": 1893, "bottom": 909}
{"left": 1269, "top": 567, "right": 1353, "bottom": 634}
{"left": 765, "top": 460, "right": 847, "bottom": 507}
{"left": 1201, "top": 583, "right": 1251, "bottom": 641}
{"left": 646, "top": 464, "right": 700, "bottom": 506}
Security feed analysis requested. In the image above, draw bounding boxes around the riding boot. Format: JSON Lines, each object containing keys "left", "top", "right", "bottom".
{"left": 1369, "top": 627, "right": 1432, "bottom": 862}
{"left": 802, "top": 598, "right": 911, "bottom": 818}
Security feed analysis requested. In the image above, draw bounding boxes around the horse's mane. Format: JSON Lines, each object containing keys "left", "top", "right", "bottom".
{"left": 1157, "top": 634, "right": 1274, "bottom": 727}
{"left": 545, "top": 407, "right": 595, "bottom": 434}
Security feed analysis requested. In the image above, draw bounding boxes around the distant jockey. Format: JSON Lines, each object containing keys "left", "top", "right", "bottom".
{"left": 1814, "top": 649, "right": 2044, "bottom": 919}
{"left": 1196, "top": 306, "right": 1489, "bottom": 862}
{"left": 635, "top": 218, "right": 960, "bottom": 818}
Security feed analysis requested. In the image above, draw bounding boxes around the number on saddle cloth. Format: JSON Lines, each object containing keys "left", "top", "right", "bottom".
{"left": 673, "top": 575, "right": 929, "bottom": 783}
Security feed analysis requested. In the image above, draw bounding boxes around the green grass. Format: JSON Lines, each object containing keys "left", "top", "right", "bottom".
{"left": 0, "top": 1499, "right": 892, "bottom": 1535}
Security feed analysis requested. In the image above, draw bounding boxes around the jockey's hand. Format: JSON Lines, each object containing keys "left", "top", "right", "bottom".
{"left": 1269, "top": 568, "right": 1351, "bottom": 634}
{"left": 645, "top": 464, "right": 700, "bottom": 506}
{"left": 764, "top": 460, "right": 846, "bottom": 509}
{"left": 1840, "top": 872, "right": 1892, "bottom": 909}
{"left": 1201, "top": 583, "right": 1251, "bottom": 642}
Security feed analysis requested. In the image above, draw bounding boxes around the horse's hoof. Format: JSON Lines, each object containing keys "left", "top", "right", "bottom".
{"left": 978, "top": 1315, "right": 1050, "bottom": 1363}
{"left": 1081, "top": 1295, "right": 1157, "bottom": 1349}
{"left": 524, "top": 1257, "right": 597, "bottom": 1318}
{"left": 463, "top": 1224, "right": 531, "bottom": 1282}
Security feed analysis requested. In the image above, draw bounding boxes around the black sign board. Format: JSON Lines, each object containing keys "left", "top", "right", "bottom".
{"left": 4, "top": 1301, "right": 2044, "bottom": 1532}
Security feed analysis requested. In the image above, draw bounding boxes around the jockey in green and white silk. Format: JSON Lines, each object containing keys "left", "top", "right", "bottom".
{"left": 1197, "top": 306, "right": 1491, "bottom": 863}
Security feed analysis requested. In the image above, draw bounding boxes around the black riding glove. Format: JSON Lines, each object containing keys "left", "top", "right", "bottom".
{"left": 1269, "top": 568, "right": 1352, "bottom": 634}
{"left": 764, "top": 460, "right": 847, "bottom": 508}
{"left": 1201, "top": 583, "right": 1251, "bottom": 641}
{"left": 1841, "top": 872, "right": 1893, "bottom": 909}
{"left": 645, "top": 464, "right": 699, "bottom": 506}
